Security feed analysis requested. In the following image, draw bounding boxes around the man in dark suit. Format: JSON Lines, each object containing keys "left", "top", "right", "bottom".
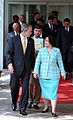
{"left": 19, "top": 15, "right": 25, "bottom": 31}
{"left": 56, "top": 18, "right": 73, "bottom": 80}
{"left": 51, "top": 11, "right": 63, "bottom": 28}
{"left": 30, "top": 12, "right": 40, "bottom": 36}
{"left": 6, "top": 24, "right": 35, "bottom": 115}
{"left": 8, "top": 15, "right": 19, "bottom": 33}
{"left": 8, "top": 22, "right": 20, "bottom": 39}
{"left": 42, "top": 16, "right": 57, "bottom": 41}
{"left": 30, "top": 12, "right": 40, "bottom": 27}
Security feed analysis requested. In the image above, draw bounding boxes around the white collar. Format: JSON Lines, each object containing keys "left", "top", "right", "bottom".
{"left": 65, "top": 27, "right": 69, "bottom": 32}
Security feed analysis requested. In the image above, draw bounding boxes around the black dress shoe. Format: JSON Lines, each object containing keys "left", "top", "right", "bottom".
{"left": 20, "top": 110, "right": 27, "bottom": 115}
{"left": 42, "top": 107, "right": 49, "bottom": 113}
{"left": 33, "top": 104, "right": 39, "bottom": 109}
{"left": 52, "top": 112, "right": 57, "bottom": 117}
{"left": 12, "top": 103, "right": 17, "bottom": 111}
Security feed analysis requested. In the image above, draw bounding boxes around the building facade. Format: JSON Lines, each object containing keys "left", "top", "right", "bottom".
{"left": 0, "top": 0, "right": 73, "bottom": 69}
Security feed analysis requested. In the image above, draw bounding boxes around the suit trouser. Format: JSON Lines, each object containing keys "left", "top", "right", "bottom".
{"left": 10, "top": 71, "right": 30, "bottom": 111}
{"left": 62, "top": 53, "right": 73, "bottom": 73}
{"left": 29, "top": 74, "right": 41, "bottom": 104}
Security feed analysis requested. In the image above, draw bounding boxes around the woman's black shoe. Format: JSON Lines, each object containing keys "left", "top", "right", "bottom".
{"left": 52, "top": 112, "right": 57, "bottom": 117}
{"left": 42, "top": 107, "right": 49, "bottom": 113}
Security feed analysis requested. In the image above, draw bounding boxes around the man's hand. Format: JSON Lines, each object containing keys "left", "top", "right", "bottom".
{"left": 31, "top": 69, "right": 33, "bottom": 74}
{"left": 33, "top": 73, "right": 38, "bottom": 79}
{"left": 8, "top": 64, "right": 14, "bottom": 74}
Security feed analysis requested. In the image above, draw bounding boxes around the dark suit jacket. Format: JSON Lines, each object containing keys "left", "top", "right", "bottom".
{"left": 6, "top": 35, "right": 35, "bottom": 75}
{"left": 8, "top": 31, "right": 15, "bottom": 39}
{"left": 56, "top": 26, "right": 73, "bottom": 62}
{"left": 42, "top": 23, "right": 57, "bottom": 39}
{"left": 30, "top": 19, "right": 37, "bottom": 27}
{"left": 7, "top": 31, "right": 20, "bottom": 43}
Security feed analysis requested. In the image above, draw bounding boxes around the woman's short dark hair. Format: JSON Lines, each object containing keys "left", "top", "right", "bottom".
{"left": 45, "top": 35, "right": 56, "bottom": 47}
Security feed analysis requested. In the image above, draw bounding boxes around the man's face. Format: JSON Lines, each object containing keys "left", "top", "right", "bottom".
{"left": 34, "top": 28, "right": 42, "bottom": 38}
{"left": 48, "top": 19, "right": 54, "bottom": 25}
{"left": 37, "top": 21, "right": 43, "bottom": 26}
{"left": 13, "top": 23, "right": 20, "bottom": 32}
{"left": 19, "top": 16, "right": 25, "bottom": 23}
{"left": 64, "top": 21, "right": 70, "bottom": 28}
{"left": 35, "top": 14, "right": 40, "bottom": 20}
{"left": 23, "top": 27, "right": 32, "bottom": 37}
{"left": 14, "top": 17, "right": 19, "bottom": 22}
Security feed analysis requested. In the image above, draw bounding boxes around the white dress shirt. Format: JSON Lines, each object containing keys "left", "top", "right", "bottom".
{"left": 14, "top": 30, "right": 19, "bottom": 36}
{"left": 20, "top": 34, "right": 28, "bottom": 47}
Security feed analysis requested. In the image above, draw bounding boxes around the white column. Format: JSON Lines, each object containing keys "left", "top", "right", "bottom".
{"left": 26, "top": 5, "right": 29, "bottom": 23}
{"left": 0, "top": 0, "right": 4, "bottom": 70}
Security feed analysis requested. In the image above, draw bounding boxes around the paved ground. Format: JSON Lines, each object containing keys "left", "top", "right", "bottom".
{"left": 0, "top": 69, "right": 73, "bottom": 120}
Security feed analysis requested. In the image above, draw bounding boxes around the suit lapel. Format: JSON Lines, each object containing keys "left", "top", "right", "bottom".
{"left": 17, "top": 35, "right": 24, "bottom": 54}
{"left": 25, "top": 38, "right": 31, "bottom": 54}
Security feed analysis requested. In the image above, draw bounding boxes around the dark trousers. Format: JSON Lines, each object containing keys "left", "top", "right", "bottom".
{"left": 62, "top": 53, "right": 73, "bottom": 73}
{"left": 10, "top": 71, "right": 30, "bottom": 111}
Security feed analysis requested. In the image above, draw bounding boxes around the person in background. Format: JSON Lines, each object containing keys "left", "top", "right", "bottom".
{"left": 19, "top": 14, "right": 25, "bottom": 31}
{"left": 8, "top": 15, "right": 19, "bottom": 33}
{"left": 51, "top": 11, "right": 63, "bottom": 28}
{"left": 33, "top": 35, "right": 66, "bottom": 117}
{"left": 27, "top": 24, "right": 43, "bottom": 109}
{"left": 42, "top": 16, "right": 57, "bottom": 42}
{"left": 56, "top": 18, "right": 73, "bottom": 80}
{"left": 8, "top": 23, "right": 20, "bottom": 39}
{"left": 30, "top": 12, "right": 40, "bottom": 28}
{"left": 37, "top": 18, "right": 44, "bottom": 26}
{"left": 6, "top": 24, "right": 35, "bottom": 116}
{"left": 30, "top": 12, "right": 40, "bottom": 36}
{"left": 37, "top": 18, "right": 44, "bottom": 38}
{"left": 53, "top": 17, "right": 59, "bottom": 38}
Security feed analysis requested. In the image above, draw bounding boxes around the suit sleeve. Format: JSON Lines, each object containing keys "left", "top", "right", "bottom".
{"left": 31, "top": 39, "right": 35, "bottom": 69}
{"left": 56, "top": 28, "right": 61, "bottom": 48}
{"left": 6, "top": 37, "right": 14, "bottom": 66}
{"left": 57, "top": 49, "right": 66, "bottom": 76}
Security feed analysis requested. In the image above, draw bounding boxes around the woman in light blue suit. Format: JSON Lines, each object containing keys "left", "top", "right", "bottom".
{"left": 33, "top": 35, "right": 66, "bottom": 117}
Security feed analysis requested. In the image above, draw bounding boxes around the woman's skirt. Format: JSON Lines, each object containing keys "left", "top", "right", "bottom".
{"left": 39, "top": 78, "right": 59, "bottom": 100}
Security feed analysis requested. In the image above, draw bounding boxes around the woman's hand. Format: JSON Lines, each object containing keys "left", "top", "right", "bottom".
{"left": 62, "top": 75, "right": 66, "bottom": 80}
{"left": 33, "top": 73, "right": 38, "bottom": 79}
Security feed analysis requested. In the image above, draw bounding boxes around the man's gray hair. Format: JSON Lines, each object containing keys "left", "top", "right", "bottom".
{"left": 12, "top": 23, "right": 19, "bottom": 28}
{"left": 21, "top": 24, "right": 32, "bottom": 32}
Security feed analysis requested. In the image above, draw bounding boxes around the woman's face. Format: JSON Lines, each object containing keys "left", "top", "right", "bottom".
{"left": 44, "top": 37, "right": 50, "bottom": 47}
